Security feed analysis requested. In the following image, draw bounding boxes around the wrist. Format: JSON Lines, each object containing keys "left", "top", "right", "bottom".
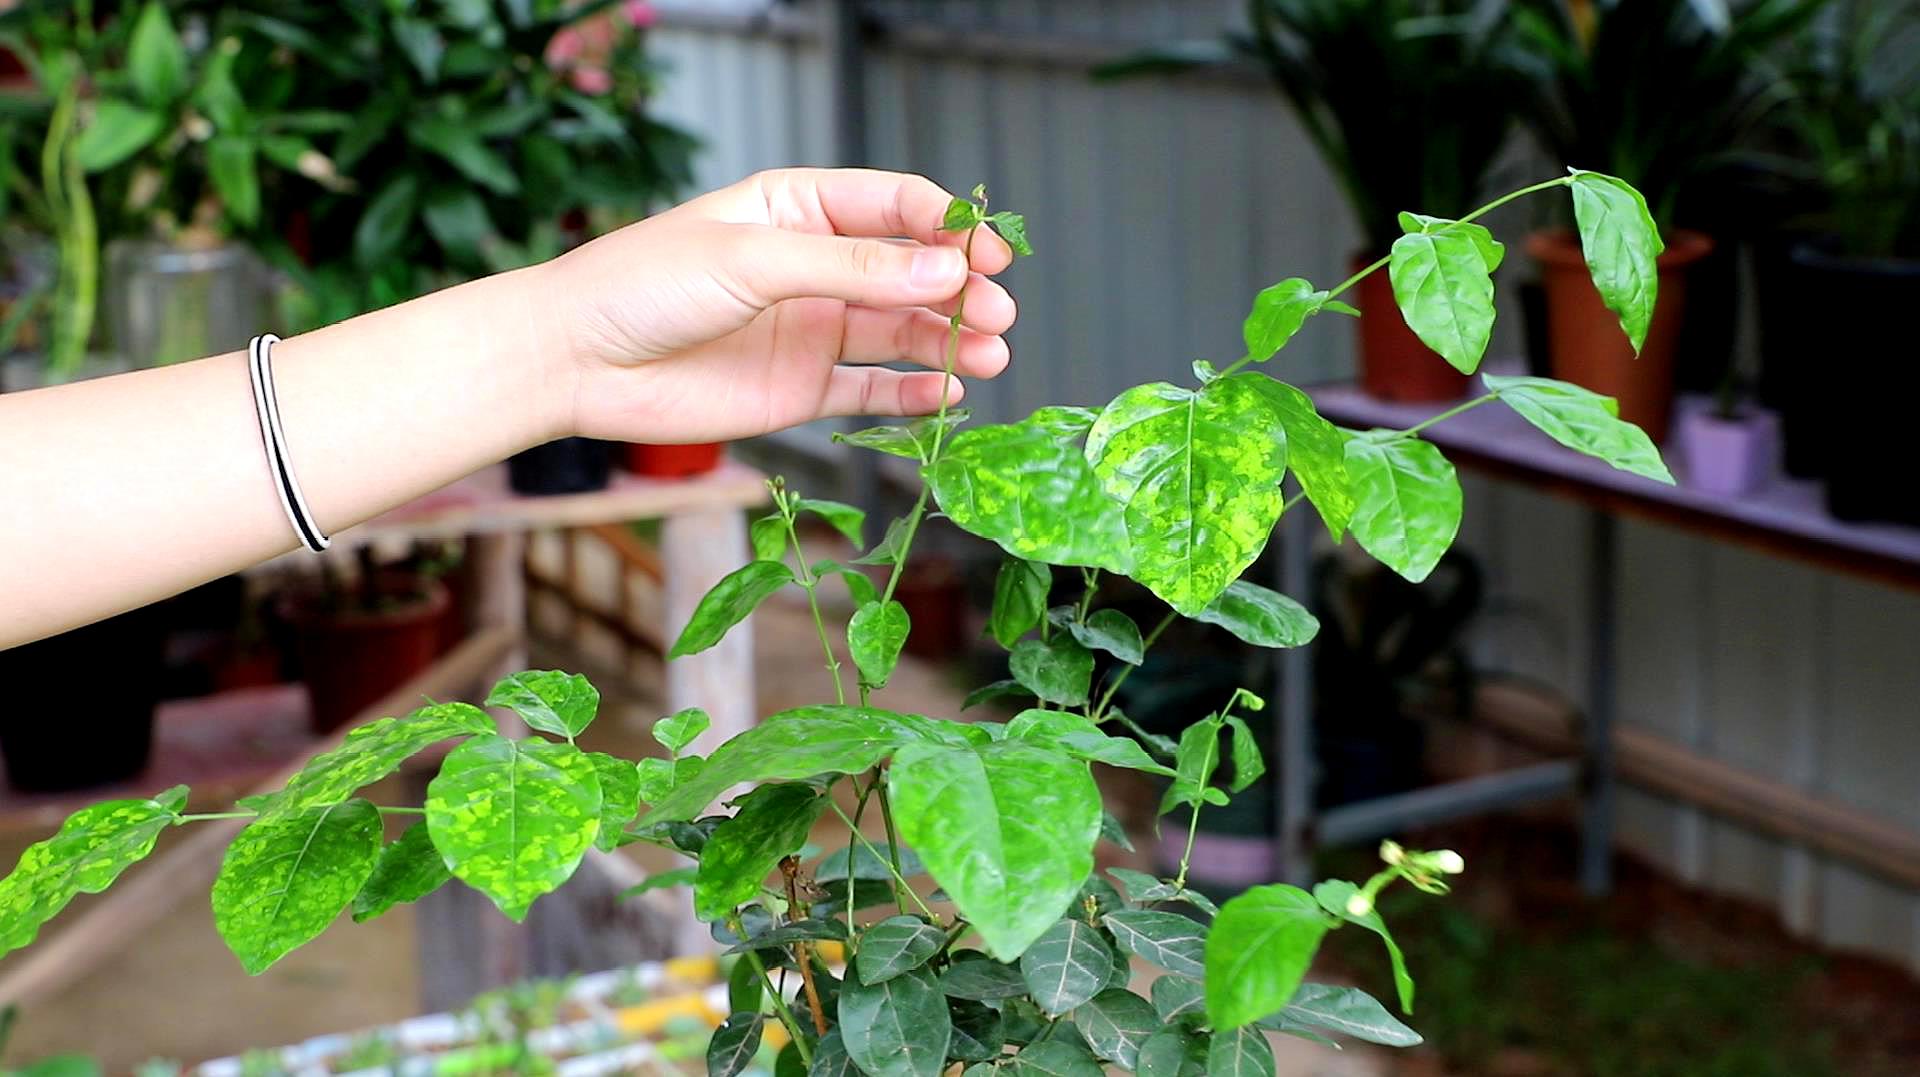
{"left": 489, "top": 260, "right": 583, "bottom": 447}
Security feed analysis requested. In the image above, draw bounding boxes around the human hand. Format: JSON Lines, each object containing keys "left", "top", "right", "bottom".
{"left": 538, "top": 168, "right": 1018, "bottom": 444}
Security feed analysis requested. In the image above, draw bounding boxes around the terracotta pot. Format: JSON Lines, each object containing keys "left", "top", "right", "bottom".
{"left": 284, "top": 576, "right": 450, "bottom": 734}
{"left": 626, "top": 441, "right": 725, "bottom": 479}
{"left": 1353, "top": 256, "right": 1471, "bottom": 402}
{"left": 1529, "top": 229, "right": 1713, "bottom": 442}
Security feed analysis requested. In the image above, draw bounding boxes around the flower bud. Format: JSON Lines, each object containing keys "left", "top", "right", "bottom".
{"left": 1432, "top": 850, "right": 1465, "bottom": 874}
{"left": 1345, "top": 892, "right": 1374, "bottom": 917}
{"left": 1379, "top": 840, "right": 1404, "bottom": 865}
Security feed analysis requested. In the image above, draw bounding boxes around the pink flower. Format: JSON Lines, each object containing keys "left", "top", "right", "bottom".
{"left": 622, "top": 1, "right": 657, "bottom": 28}
{"left": 545, "top": 27, "right": 584, "bottom": 66}
{"left": 569, "top": 65, "right": 613, "bottom": 95}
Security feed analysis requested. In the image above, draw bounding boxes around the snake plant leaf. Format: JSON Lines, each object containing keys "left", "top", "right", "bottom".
{"left": 1569, "top": 170, "right": 1664, "bottom": 353}
{"left": 1049, "top": 607, "right": 1145, "bottom": 665}
{"left": 1262, "top": 983, "right": 1422, "bottom": 1046}
{"left": 693, "top": 783, "right": 827, "bottom": 921}
{"left": 1013, "top": 1038, "right": 1107, "bottom": 1077}
{"left": 667, "top": 560, "right": 794, "bottom": 658}
{"left": 255, "top": 702, "right": 494, "bottom": 816}
{"left": 652, "top": 707, "right": 711, "bottom": 755}
{"left": 1242, "top": 277, "right": 1335, "bottom": 362}
{"left": 1136, "top": 1025, "right": 1209, "bottom": 1077}
{"left": 857, "top": 915, "right": 947, "bottom": 985}
{"left": 425, "top": 735, "right": 603, "bottom": 921}
{"left": 839, "top": 965, "right": 952, "bottom": 1077}
{"left": 0, "top": 785, "right": 186, "bottom": 959}
{"left": 927, "top": 407, "right": 1134, "bottom": 574}
{"left": 640, "top": 706, "right": 921, "bottom": 823}
{"left": 1104, "top": 908, "right": 1208, "bottom": 978}
{"left": 889, "top": 740, "right": 1101, "bottom": 960}
{"left": 212, "top": 798, "right": 382, "bottom": 974}
{"left": 1315, "top": 879, "right": 1414, "bottom": 1013}
{"left": 1241, "top": 376, "right": 1355, "bottom": 538}
{"left": 1193, "top": 580, "right": 1320, "bottom": 649}
{"left": 1085, "top": 376, "right": 1288, "bottom": 615}
{"left": 586, "top": 752, "right": 642, "bottom": 852}
{"left": 1204, "top": 884, "right": 1334, "bottom": 1030}
{"left": 1009, "top": 636, "right": 1095, "bottom": 707}
{"left": 1343, "top": 432, "right": 1463, "bottom": 584}
{"left": 1482, "top": 374, "right": 1673, "bottom": 483}
{"left": 1390, "top": 223, "right": 1499, "bottom": 374}
{"left": 486, "top": 670, "right": 599, "bottom": 739}
{"left": 1205, "top": 1025, "right": 1276, "bottom": 1077}
{"left": 848, "top": 600, "right": 911, "bottom": 689}
{"left": 351, "top": 820, "right": 451, "bottom": 923}
{"left": 1018, "top": 917, "right": 1118, "bottom": 1014}
{"left": 707, "top": 1012, "right": 765, "bottom": 1077}
{"left": 990, "top": 557, "right": 1051, "bottom": 648}
{"left": 1077, "top": 989, "right": 1160, "bottom": 1068}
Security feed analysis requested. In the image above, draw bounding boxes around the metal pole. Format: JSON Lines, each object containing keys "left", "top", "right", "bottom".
{"left": 1580, "top": 509, "right": 1619, "bottom": 895}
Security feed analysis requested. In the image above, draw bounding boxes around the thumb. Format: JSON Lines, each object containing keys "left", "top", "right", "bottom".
{"left": 721, "top": 225, "right": 970, "bottom": 310}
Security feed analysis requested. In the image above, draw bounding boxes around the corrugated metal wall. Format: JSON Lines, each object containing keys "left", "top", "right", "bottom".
{"left": 646, "top": 0, "right": 1920, "bottom": 971}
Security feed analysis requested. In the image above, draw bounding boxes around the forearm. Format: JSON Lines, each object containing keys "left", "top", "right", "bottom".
{"left": 0, "top": 264, "right": 568, "bottom": 646}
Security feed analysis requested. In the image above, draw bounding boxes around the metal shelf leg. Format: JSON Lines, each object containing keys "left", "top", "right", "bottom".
{"left": 1275, "top": 503, "right": 1316, "bottom": 886}
{"left": 1581, "top": 508, "right": 1619, "bottom": 895}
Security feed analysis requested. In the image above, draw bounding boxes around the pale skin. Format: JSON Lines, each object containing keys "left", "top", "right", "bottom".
{"left": 0, "top": 168, "right": 1018, "bottom": 647}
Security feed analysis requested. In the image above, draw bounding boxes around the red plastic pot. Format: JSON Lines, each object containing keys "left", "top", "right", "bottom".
{"left": 1353, "top": 255, "right": 1471, "bottom": 402}
{"left": 626, "top": 441, "right": 725, "bottom": 478}
{"left": 283, "top": 576, "right": 450, "bottom": 734}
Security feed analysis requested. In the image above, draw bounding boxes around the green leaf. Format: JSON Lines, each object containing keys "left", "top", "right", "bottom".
{"left": 620, "top": 866, "right": 696, "bottom": 900}
{"left": 668, "top": 560, "right": 795, "bottom": 658}
{"left": 1204, "top": 1026, "right": 1275, "bottom": 1077}
{"left": 1100, "top": 810, "right": 1136, "bottom": 852}
{"left": 351, "top": 821, "right": 451, "bottom": 923}
{"left": 836, "top": 411, "right": 972, "bottom": 462}
{"left": 1077, "top": 989, "right": 1158, "bottom": 1067}
{"left": 212, "top": 799, "right": 382, "bottom": 974}
{"left": 1104, "top": 908, "right": 1207, "bottom": 978}
{"left": 1398, "top": 212, "right": 1505, "bottom": 270}
{"left": 815, "top": 560, "right": 880, "bottom": 607}
{"left": 839, "top": 965, "right": 952, "bottom": 1077}
{"left": 989, "top": 211, "right": 1033, "bottom": 256}
{"left": 354, "top": 173, "right": 422, "bottom": 268}
{"left": 643, "top": 710, "right": 707, "bottom": 759}
{"left": 795, "top": 498, "right": 867, "bottom": 547}
{"left": 1159, "top": 717, "right": 1224, "bottom": 815}
{"left": 425, "top": 736, "right": 603, "bottom": 921}
{"left": 1009, "top": 636, "right": 1094, "bottom": 707}
{"left": 1389, "top": 227, "right": 1497, "bottom": 374}
{"left": 641, "top": 706, "right": 921, "bottom": 823}
{"left": 1005, "top": 710, "right": 1174, "bottom": 777}
{"left": 487, "top": 670, "right": 599, "bottom": 739}
{"left": 849, "top": 600, "right": 911, "bottom": 689}
{"left": 940, "top": 951, "right": 1029, "bottom": 1000}
{"left": 853, "top": 516, "right": 913, "bottom": 566}
{"left": 128, "top": 1, "right": 189, "bottom": 106}
{"left": 1051, "top": 607, "right": 1144, "bottom": 665}
{"left": 1343, "top": 433, "right": 1462, "bottom": 584}
{"left": 1108, "top": 866, "right": 1169, "bottom": 903}
{"left": 0, "top": 786, "right": 186, "bottom": 959}
{"left": 694, "top": 783, "right": 827, "bottom": 921}
{"left": 268, "top": 703, "right": 495, "bottom": 814}
{"left": 890, "top": 741, "right": 1101, "bottom": 960}
{"left": 721, "top": 917, "right": 849, "bottom": 954}
{"left": 1569, "top": 170, "right": 1664, "bottom": 353}
{"left": 72, "top": 100, "right": 165, "bottom": 172}
{"left": 857, "top": 915, "right": 946, "bottom": 985}
{"left": 1314, "top": 880, "right": 1413, "bottom": 1013}
{"left": 816, "top": 840, "right": 926, "bottom": 884}
{"left": 1151, "top": 975, "right": 1207, "bottom": 1022}
{"left": 809, "top": 1030, "right": 856, "bottom": 1077}
{"left": 948, "top": 997, "right": 1008, "bottom": 1061}
{"left": 422, "top": 185, "right": 495, "bottom": 264}
{"left": 728, "top": 950, "right": 765, "bottom": 1013}
{"left": 390, "top": 17, "right": 445, "bottom": 82}
{"left": 1204, "top": 884, "right": 1333, "bottom": 1030}
{"left": 1011, "top": 1038, "right": 1105, "bottom": 1077}
{"left": 207, "top": 137, "right": 262, "bottom": 227}
{"left": 1085, "top": 377, "right": 1288, "bottom": 615}
{"left": 1137, "top": 1026, "right": 1208, "bottom": 1077}
{"left": 707, "top": 1012, "right": 765, "bottom": 1077}
{"left": 408, "top": 115, "right": 518, "bottom": 195}
{"left": 1243, "top": 278, "right": 1334, "bottom": 361}
{"left": 1193, "top": 580, "right": 1319, "bottom": 649}
{"left": 1265, "top": 983, "right": 1422, "bottom": 1046}
{"left": 990, "top": 558, "right": 1051, "bottom": 648}
{"left": 1223, "top": 716, "right": 1265, "bottom": 794}
{"left": 1018, "top": 918, "right": 1118, "bottom": 1015}
{"left": 1240, "top": 377, "right": 1354, "bottom": 539}
{"left": 750, "top": 514, "right": 787, "bottom": 561}
{"left": 587, "top": 752, "right": 641, "bottom": 852}
{"left": 1482, "top": 374, "right": 1673, "bottom": 483}
{"left": 943, "top": 197, "right": 983, "bottom": 232}
{"left": 928, "top": 407, "right": 1133, "bottom": 575}
{"left": 962, "top": 679, "right": 1032, "bottom": 711}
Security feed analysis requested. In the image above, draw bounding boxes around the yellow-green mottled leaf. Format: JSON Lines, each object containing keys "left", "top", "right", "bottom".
{"left": 264, "top": 702, "right": 495, "bottom": 815}
{"left": 1344, "top": 433, "right": 1462, "bottom": 584}
{"left": 425, "top": 736, "right": 602, "bottom": 921}
{"left": 1241, "top": 377, "right": 1355, "bottom": 538}
{"left": 0, "top": 786, "right": 186, "bottom": 959}
{"left": 639, "top": 707, "right": 921, "bottom": 824}
{"left": 928, "top": 407, "right": 1133, "bottom": 574}
{"left": 486, "top": 670, "right": 599, "bottom": 739}
{"left": 588, "top": 751, "right": 642, "bottom": 852}
{"left": 836, "top": 411, "right": 972, "bottom": 461}
{"left": 1009, "top": 636, "right": 1094, "bottom": 707}
{"left": 849, "top": 600, "right": 911, "bottom": 689}
{"left": 653, "top": 707, "right": 710, "bottom": 754}
{"left": 351, "top": 820, "right": 451, "bottom": 923}
{"left": 693, "top": 783, "right": 827, "bottom": 921}
{"left": 212, "top": 798, "right": 382, "bottom": 973}
{"left": 1242, "top": 278, "right": 1334, "bottom": 361}
{"left": 1085, "top": 377, "right": 1287, "bottom": 615}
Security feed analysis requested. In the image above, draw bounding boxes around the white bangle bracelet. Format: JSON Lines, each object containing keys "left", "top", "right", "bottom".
{"left": 247, "top": 334, "right": 330, "bottom": 552}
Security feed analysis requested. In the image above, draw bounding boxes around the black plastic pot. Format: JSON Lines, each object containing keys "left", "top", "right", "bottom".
{"left": 1755, "top": 236, "right": 1829, "bottom": 478}
{"left": 508, "top": 437, "right": 613, "bottom": 496}
{"left": 0, "top": 607, "right": 164, "bottom": 791}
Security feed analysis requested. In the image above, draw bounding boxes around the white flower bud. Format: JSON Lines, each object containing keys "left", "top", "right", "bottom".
{"left": 1379, "top": 840, "right": 1404, "bottom": 865}
{"left": 1432, "top": 850, "right": 1465, "bottom": 874}
{"left": 1345, "top": 892, "right": 1374, "bottom": 917}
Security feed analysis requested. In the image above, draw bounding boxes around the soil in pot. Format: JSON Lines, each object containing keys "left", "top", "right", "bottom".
{"left": 284, "top": 575, "right": 451, "bottom": 734}
{"left": 626, "top": 441, "right": 725, "bottom": 479}
{"left": 508, "top": 437, "right": 613, "bottom": 496}
{"left": 0, "top": 607, "right": 164, "bottom": 791}
{"left": 1529, "top": 229, "right": 1714, "bottom": 442}
{"left": 1354, "top": 258, "right": 1471, "bottom": 402}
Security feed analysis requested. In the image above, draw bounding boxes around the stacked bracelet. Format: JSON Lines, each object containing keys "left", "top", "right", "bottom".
{"left": 247, "top": 334, "right": 330, "bottom": 552}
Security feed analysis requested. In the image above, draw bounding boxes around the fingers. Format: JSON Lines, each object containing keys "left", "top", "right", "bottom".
{"left": 839, "top": 307, "right": 1011, "bottom": 378}
{"left": 751, "top": 168, "right": 1016, "bottom": 274}
{"left": 926, "top": 273, "right": 1019, "bottom": 336}
{"left": 821, "top": 367, "right": 966, "bottom": 419}
{"left": 727, "top": 226, "right": 977, "bottom": 312}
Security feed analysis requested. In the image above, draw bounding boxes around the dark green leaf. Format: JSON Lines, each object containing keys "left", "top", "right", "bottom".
{"left": 839, "top": 965, "right": 951, "bottom": 1077}
{"left": 1483, "top": 374, "right": 1673, "bottom": 483}
{"left": 1005, "top": 709, "right": 1173, "bottom": 777}
{"left": 1100, "top": 811, "right": 1136, "bottom": 852}
{"left": 962, "top": 679, "right": 1031, "bottom": 711}
{"left": 128, "top": 1, "right": 189, "bottom": 105}
{"left": 213, "top": 799, "right": 382, "bottom": 974}
{"left": 795, "top": 498, "right": 866, "bottom": 547}
{"left": 852, "top": 516, "right": 912, "bottom": 566}
{"left": 776, "top": 1041, "right": 807, "bottom": 1077}
{"left": 1240, "top": 377, "right": 1353, "bottom": 538}
{"left": 1010, "top": 636, "right": 1094, "bottom": 707}
{"left": 857, "top": 915, "right": 945, "bottom": 985}
{"left": 653, "top": 707, "right": 711, "bottom": 754}
{"left": 207, "top": 134, "right": 262, "bottom": 228}
{"left": 721, "top": 917, "right": 849, "bottom": 954}
{"left": 1389, "top": 226, "right": 1497, "bottom": 374}
{"left": 1569, "top": 170, "right": 1663, "bottom": 353}
{"left": 943, "top": 197, "right": 983, "bottom": 232}
{"left": 809, "top": 1029, "right": 857, "bottom": 1077}
{"left": 1205, "top": 884, "right": 1332, "bottom": 1030}
{"left": 815, "top": 840, "right": 926, "bottom": 884}
{"left": 266, "top": 702, "right": 494, "bottom": 815}
{"left": 1086, "top": 377, "right": 1288, "bottom": 615}
{"left": 72, "top": 100, "right": 164, "bottom": 172}
{"left": 941, "top": 951, "right": 1028, "bottom": 1000}
{"left": 1077, "top": 989, "right": 1159, "bottom": 1067}
{"left": 0, "top": 786, "right": 186, "bottom": 959}
{"left": 815, "top": 560, "right": 881, "bottom": 608}
{"left": 751, "top": 514, "right": 787, "bottom": 561}
{"left": 487, "top": 670, "right": 599, "bottom": 739}
{"left": 1019, "top": 918, "right": 1118, "bottom": 1015}
{"left": 668, "top": 560, "right": 795, "bottom": 658}
{"left": 1265, "top": 982, "right": 1421, "bottom": 1046}
{"left": 1052, "top": 607, "right": 1145, "bottom": 665}
{"left": 1151, "top": 975, "right": 1207, "bottom": 1022}
{"left": 1204, "top": 1025, "right": 1275, "bottom": 1077}
{"left": 1137, "top": 1026, "right": 1208, "bottom": 1077}
{"left": 707, "top": 1012, "right": 765, "bottom": 1077}
{"left": 695, "top": 784, "right": 827, "bottom": 921}
{"left": 1343, "top": 433, "right": 1462, "bottom": 584}
{"left": 728, "top": 951, "right": 764, "bottom": 1014}
{"left": 407, "top": 115, "right": 518, "bottom": 195}
{"left": 353, "top": 173, "right": 422, "bottom": 268}
{"left": 990, "top": 558, "right": 1051, "bottom": 649}
{"left": 425, "top": 736, "right": 603, "bottom": 920}
{"left": 1012, "top": 1038, "right": 1105, "bottom": 1077}
{"left": 1193, "top": 580, "right": 1319, "bottom": 649}
{"left": 1314, "top": 880, "right": 1413, "bottom": 1013}
{"left": 1104, "top": 909, "right": 1207, "bottom": 978}
{"left": 1159, "top": 718, "right": 1224, "bottom": 815}
{"left": 849, "top": 600, "right": 911, "bottom": 689}
{"left": 351, "top": 821, "right": 451, "bottom": 923}
{"left": 948, "top": 997, "right": 1007, "bottom": 1061}
{"left": 1243, "top": 278, "right": 1334, "bottom": 361}
{"left": 587, "top": 753, "right": 641, "bottom": 852}
{"left": 641, "top": 706, "right": 920, "bottom": 823}
{"left": 891, "top": 741, "right": 1100, "bottom": 959}
{"left": 422, "top": 186, "right": 495, "bottom": 264}
{"left": 1223, "top": 716, "right": 1265, "bottom": 794}
{"left": 989, "top": 211, "right": 1032, "bottom": 256}
{"left": 1108, "top": 866, "right": 1169, "bottom": 903}
{"left": 390, "top": 17, "right": 445, "bottom": 82}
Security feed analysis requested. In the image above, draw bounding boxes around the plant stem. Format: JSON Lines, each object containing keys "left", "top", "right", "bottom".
{"left": 826, "top": 799, "right": 937, "bottom": 921}
{"left": 739, "top": 943, "right": 813, "bottom": 1065}
{"left": 1091, "top": 610, "right": 1177, "bottom": 722}
{"left": 1175, "top": 803, "right": 1204, "bottom": 892}
{"left": 176, "top": 812, "right": 255, "bottom": 822}
{"left": 876, "top": 782, "right": 911, "bottom": 917}
{"left": 1393, "top": 390, "right": 1502, "bottom": 440}
{"left": 781, "top": 504, "right": 846, "bottom": 705}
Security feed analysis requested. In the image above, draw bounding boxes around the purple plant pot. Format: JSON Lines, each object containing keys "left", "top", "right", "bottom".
{"left": 1678, "top": 404, "right": 1776, "bottom": 498}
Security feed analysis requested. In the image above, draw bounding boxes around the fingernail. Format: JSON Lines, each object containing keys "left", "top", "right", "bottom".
{"left": 910, "top": 247, "right": 961, "bottom": 289}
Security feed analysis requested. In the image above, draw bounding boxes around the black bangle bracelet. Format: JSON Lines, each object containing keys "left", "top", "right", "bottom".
{"left": 247, "top": 334, "right": 330, "bottom": 553}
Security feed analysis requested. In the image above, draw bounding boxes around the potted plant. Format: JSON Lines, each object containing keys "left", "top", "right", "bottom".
{"left": 0, "top": 176, "right": 1672, "bottom": 1073}
{"left": 1676, "top": 369, "right": 1778, "bottom": 497}
{"left": 279, "top": 544, "right": 453, "bottom": 735}
{"left": 1513, "top": 0, "right": 1818, "bottom": 441}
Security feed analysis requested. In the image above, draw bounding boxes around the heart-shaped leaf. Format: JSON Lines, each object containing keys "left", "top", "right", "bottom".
{"left": 1019, "top": 917, "right": 1118, "bottom": 1015}
{"left": 351, "top": 820, "right": 451, "bottom": 923}
{"left": 653, "top": 707, "right": 711, "bottom": 754}
{"left": 486, "top": 670, "right": 599, "bottom": 739}
{"left": 858, "top": 915, "right": 947, "bottom": 984}
{"left": 1390, "top": 225, "right": 1497, "bottom": 374}
{"left": 1344, "top": 433, "right": 1462, "bottom": 584}
{"left": 1205, "top": 884, "right": 1333, "bottom": 1030}
{"left": 990, "top": 558, "right": 1051, "bottom": 648}
{"left": 425, "top": 736, "right": 602, "bottom": 920}
{"left": 213, "top": 799, "right": 382, "bottom": 973}
{"left": 839, "top": 965, "right": 952, "bottom": 1077}
{"left": 849, "top": 600, "right": 911, "bottom": 689}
